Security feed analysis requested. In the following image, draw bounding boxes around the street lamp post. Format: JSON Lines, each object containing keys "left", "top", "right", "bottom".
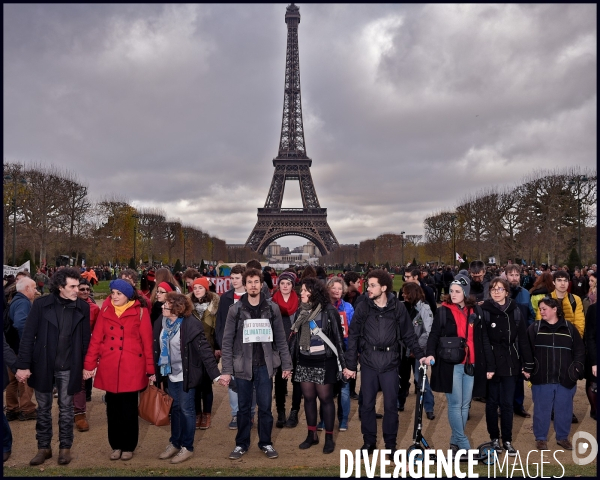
{"left": 451, "top": 215, "right": 457, "bottom": 267}
{"left": 568, "top": 175, "right": 589, "bottom": 266}
{"left": 400, "top": 231, "right": 405, "bottom": 268}
{"left": 132, "top": 214, "right": 139, "bottom": 266}
{"left": 3, "top": 170, "right": 28, "bottom": 266}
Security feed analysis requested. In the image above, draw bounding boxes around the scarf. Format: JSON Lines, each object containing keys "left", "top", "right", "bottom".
{"left": 271, "top": 289, "right": 299, "bottom": 317}
{"left": 194, "top": 301, "right": 209, "bottom": 318}
{"left": 159, "top": 316, "right": 183, "bottom": 376}
{"left": 291, "top": 302, "right": 322, "bottom": 352}
{"left": 493, "top": 298, "right": 511, "bottom": 312}
{"left": 112, "top": 300, "right": 135, "bottom": 318}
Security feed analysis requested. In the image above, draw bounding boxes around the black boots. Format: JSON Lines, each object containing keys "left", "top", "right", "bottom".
{"left": 276, "top": 410, "right": 286, "bottom": 428}
{"left": 323, "top": 433, "right": 335, "bottom": 454}
{"left": 299, "top": 430, "right": 319, "bottom": 449}
{"left": 285, "top": 409, "right": 299, "bottom": 428}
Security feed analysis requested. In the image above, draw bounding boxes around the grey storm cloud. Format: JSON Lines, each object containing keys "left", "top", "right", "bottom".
{"left": 3, "top": 3, "right": 596, "bottom": 248}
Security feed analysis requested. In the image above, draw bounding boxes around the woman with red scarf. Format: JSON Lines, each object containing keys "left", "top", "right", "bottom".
{"left": 270, "top": 271, "right": 300, "bottom": 428}
{"left": 424, "top": 273, "right": 494, "bottom": 456}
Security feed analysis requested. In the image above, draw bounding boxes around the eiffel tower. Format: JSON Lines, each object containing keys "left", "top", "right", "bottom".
{"left": 245, "top": 3, "right": 338, "bottom": 256}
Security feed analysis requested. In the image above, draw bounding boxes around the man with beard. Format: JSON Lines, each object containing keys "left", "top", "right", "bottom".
{"left": 220, "top": 268, "right": 292, "bottom": 460}
{"left": 469, "top": 261, "right": 490, "bottom": 303}
{"left": 505, "top": 264, "right": 536, "bottom": 418}
{"left": 343, "top": 269, "right": 425, "bottom": 454}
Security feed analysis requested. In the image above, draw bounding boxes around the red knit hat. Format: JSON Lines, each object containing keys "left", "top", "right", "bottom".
{"left": 192, "top": 277, "right": 210, "bottom": 291}
{"left": 158, "top": 281, "right": 174, "bottom": 292}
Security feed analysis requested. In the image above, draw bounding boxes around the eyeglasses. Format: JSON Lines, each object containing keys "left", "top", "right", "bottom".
{"left": 490, "top": 288, "right": 505, "bottom": 293}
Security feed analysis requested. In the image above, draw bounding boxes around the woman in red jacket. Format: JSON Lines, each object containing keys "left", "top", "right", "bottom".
{"left": 83, "top": 279, "right": 154, "bottom": 461}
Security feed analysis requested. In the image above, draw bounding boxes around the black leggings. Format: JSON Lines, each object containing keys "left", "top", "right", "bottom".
{"left": 301, "top": 382, "right": 335, "bottom": 432}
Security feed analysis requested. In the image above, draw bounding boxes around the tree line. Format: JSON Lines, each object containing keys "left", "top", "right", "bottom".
{"left": 3, "top": 162, "right": 231, "bottom": 267}
{"left": 322, "top": 167, "right": 596, "bottom": 268}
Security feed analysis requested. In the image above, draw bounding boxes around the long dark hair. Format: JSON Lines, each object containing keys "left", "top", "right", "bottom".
{"left": 301, "top": 277, "right": 330, "bottom": 310}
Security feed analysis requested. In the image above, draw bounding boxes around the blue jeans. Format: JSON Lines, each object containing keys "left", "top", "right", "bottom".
{"left": 531, "top": 383, "right": 576, "bottom": 441}
{"left": 35, "top": 370, "right": 73, "bottom": 449}
{"left": 445, "top": 363, "right": 474, "bottom": 450}
{"left": 168, "top": 380, "right": 196, "bottom": 451}
{"left": 414, "top": 360, "right": 435, "bottom": 414}
{"left": 235, "top": 365, "right": 273, "bottom": 451}
{"left": 229, "top": 375, "right": 256, "bottom": 418}
{"left": 337, "top": 381, "right": 350, "bottom": 423}
{"left": 3, "top": 410, "right": 12, "bottom": 453}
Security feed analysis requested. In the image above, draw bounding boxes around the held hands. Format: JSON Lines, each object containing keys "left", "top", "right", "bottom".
{"left": 82, "top": 368, "right": 97, "bottom": 380}
{"left": 282, "top": 370, "right": 292, "bottom": 380}
{"left": 522, "top": 369, "right": 531, "bottom": 379}
{"left": 149, "top": 374, "right": 156, "bottom": 382}
{"left": 218, "top": 374, "right": 231, "bottom": 387}
{"left": 593, "top": 365, "right": 597, "bottom": 377}
{"left": 214, "top": 350, "right": 222, "bottom": 360}
{"left": 343, "top": 368, "right": 356, "bottom": 380}
{"left": 424, "top": 356, "right": 435, "bottom": 366}
{"left": 15, "top": 369, "right": 31, "bottom": 383}
{"left": 486, "top": 372, "right": 495, "bottom": 380}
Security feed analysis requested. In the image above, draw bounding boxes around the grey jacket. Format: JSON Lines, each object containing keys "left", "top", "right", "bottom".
{"left": 221, "top": 294, "right": 292, "bottom": 381}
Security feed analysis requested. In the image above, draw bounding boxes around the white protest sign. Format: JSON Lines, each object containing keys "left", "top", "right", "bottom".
{"left": 243, "top": 319, "right": 273, "bottom": 343}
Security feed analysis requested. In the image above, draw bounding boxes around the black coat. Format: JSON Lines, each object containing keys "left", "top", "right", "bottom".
{"left": 345, "top": 293, "right": 425, "bottom": 373}
{"left": 153, "top": 314, "right": 220, "bottom": 393}
{"left": 3, "top": 332, "right": 17, "bottom": 391}
{"left": 480, "top": 299, "right": 533, "bottom": 377}
{"left": 426, "top": 304, "right": 494, "bottom": 397}
{"left": 289, "top": 304, "right": 347, "bottom": 370}
{"left": 214, "top": 288, "right": 236, "bottom": 350}
{"left": 16, "top": 293, "right": 90, "bottom": 395}
{"left": 583, "top": 303, "right": 596, "bottom": 382}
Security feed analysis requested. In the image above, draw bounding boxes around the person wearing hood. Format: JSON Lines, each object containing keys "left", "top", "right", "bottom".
{"left": 83, "top": 279, "right": 154, "bottom": 461}
{"left": 481, "top": 278, "right": 534, "bottom": 457}
{"left": 424, "top": 273, "right": 494, "bottom": 456}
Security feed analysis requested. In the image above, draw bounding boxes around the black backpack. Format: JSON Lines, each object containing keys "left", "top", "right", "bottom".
{"left": 3, "top": 301, "right": 20, "bottom": 354}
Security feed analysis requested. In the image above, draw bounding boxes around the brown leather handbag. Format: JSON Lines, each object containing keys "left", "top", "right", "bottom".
{"left": 138, "top": 381, "right": 172, "bottom": 426}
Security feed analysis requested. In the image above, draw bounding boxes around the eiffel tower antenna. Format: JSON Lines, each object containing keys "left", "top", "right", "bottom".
{"left": 245, "top": 4, "right": 338, "bottom": 255}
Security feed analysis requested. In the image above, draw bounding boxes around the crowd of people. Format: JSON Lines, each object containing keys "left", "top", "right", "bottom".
{"left": 2, "top": 259, "right": 597, "bottom": 466}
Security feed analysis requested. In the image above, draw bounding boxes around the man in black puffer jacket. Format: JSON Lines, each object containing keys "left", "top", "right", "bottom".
{"left": 343, "top": 270, "right": 425, "bottom": 454}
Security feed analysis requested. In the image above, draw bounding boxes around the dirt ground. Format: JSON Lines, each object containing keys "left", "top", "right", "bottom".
{"left": 3, "top": 372, "right": 596, "bottom": 472}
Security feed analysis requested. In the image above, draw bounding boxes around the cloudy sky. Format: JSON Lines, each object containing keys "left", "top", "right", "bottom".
{"left": 4, "top": 4, "right": 596, "bottom": 249}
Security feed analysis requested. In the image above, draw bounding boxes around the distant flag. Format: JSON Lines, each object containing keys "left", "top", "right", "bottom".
{"left": 456, "top": 252, "right": 465, "bottom": 264}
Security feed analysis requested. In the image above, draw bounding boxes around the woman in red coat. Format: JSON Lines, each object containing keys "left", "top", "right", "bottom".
{"left": 83, "top": 279, "right": 154, "bottom": 461}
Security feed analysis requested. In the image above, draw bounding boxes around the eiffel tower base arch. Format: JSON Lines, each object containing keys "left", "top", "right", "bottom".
{"left": 245, "top": 208, "right": 338, "bottom": 256}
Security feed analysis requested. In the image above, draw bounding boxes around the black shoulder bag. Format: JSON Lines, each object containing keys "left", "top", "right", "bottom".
{"left": 436, "top": 307, "right": 467, "bottom": 365}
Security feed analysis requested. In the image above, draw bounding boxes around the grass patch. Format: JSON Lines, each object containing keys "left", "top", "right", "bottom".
{"left": 4, "top": 462, "right": 596, "bottom": 477}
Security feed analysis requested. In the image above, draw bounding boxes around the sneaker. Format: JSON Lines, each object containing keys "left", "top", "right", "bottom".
{"left": 491, "top": 438, "right": 503, "bottom": 453}
{"left": 276, "top": 411, "right": 286, "bottom": 428}
{"left": 170, "top": 446, "right": 193, "bottom": 464}
{"left": 350, "top": 392, "right": 359, "bottom": 400}
{"left": 317, "top": 420, "right": 324, "bottom": 431}
{"left": 285, "top": 410, "right": 299, "bottom": 428}
{"left": 339, "top": 420, "right": 348, "bottom": 432}
{"left": 158, "top": 443, "right": 179, "bottom": 460}
{"left": 228, "top": 416, "right": 238, "bottom": 430}
{"left": 261, "top": 445, "right": 279, "bottom": 459}
{"left": 503, "top": 442, "right": 517, "bottom": 457}
{"left": 229, "top": 446, "right": 246, "bottom": 460}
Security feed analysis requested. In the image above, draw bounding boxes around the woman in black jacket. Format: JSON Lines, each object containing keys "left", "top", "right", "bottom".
{"left": 150, "top": 292, "right": 220, "bottom": 464}
{"left": 481, "top": 278, "right": 533, "bottom": 456}
{"left": 425, "top": 273, "right": 494, "bottom": 455}
{"left": 290, "top": 278, "right": 347, "bottom": 454}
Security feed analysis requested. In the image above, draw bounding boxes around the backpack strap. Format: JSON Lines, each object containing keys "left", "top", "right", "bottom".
{"left": 568, "top": 293, "right": 577, "bottom": 313}
{"left": 439, "top": 305, "right": 447, "bottom": 335}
